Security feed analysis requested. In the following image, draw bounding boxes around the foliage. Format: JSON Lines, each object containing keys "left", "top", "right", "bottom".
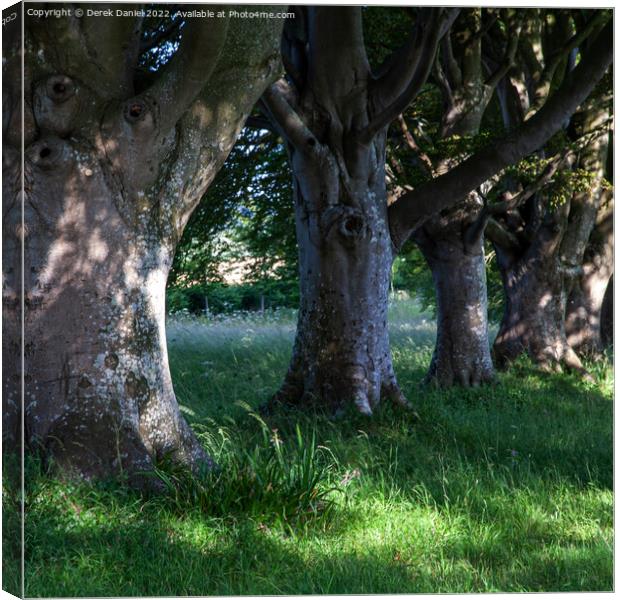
{"left": 12, "top": 301, "right": 612, "bottom": 596}
{"left": 362, "top": 6, "right": 415, "bottom": 69}
{"left": 169, "top": 127, "right": 297, "bottom": 290}
{"left": 166, "top": 280, "right": 299, "bottom": 315}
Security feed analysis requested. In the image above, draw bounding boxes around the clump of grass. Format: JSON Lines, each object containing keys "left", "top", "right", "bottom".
{"left": 147, "top": 405, "right": 342, "bottom": 527}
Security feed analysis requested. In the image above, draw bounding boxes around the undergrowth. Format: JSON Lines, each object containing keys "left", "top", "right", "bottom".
{"left": 147, "top": 408, "right": 342, "bottom": 527}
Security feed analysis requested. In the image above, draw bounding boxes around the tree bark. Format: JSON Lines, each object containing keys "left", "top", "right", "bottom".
{"left": 406, "top": 9, "right": 504, "bottom": 386}
{"left": 565, "top": 195, "right": 613, "bottom": 354}
{"left": 600, "top": 274, "right": 613, "bottom": 349}
{"left": 272, "top": 140, "right": 407, "bottom": 415}
{"left": 413, "top": 201, "right": 495, "bottom": 386}
{"left": 263, "top": 7, "right": 453, "bottom": 414}
{"left": 492, "top": 202, "right": 588, "bottom": 375}
{"left": 4, "top": 9, "right": 282, "bottom": 481}
{"left": 493, "top": 260, "right": 584, "bottom": 371}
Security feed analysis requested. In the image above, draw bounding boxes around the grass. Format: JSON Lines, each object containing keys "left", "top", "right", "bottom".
{"left": 3, "top": 298, "right": 613, "bottom": 596}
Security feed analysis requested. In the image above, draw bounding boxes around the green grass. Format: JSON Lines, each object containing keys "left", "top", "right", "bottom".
{"left": 5, "top": 299, "right": 613, "bottom": 595}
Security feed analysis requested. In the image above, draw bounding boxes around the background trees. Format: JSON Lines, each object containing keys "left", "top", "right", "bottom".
{"left": 6, "top": 5, "right": 613, "bottom": 483}
{"left": 488, "top": 10, "right": 613, "bottom": 373}
{"left": 171, "top": 6, "right": 612, "bottom": 401}
{"left": 264, "top": 6, "right": 611, "bottom": 411}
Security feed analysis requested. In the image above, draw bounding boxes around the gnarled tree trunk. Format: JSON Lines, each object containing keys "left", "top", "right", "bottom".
{"left": 262, "top": 7, "right": 456, "bottom": 414}
{"left": 3, "top": 8, "right": 282, "bottom": 481}
{"left": 403, "top": 8, "right": 519, "bottom": 386}
{"left": 565, "top": 188, "right": 613, "bottom": 355}
{"left": 273, "top": 142, "right": 405, "bottom": 415}
{"left": 491, "top": 91, "right": 611, "bottom": 373}
{"left": 414, "top": 205, "right": 494, "bottom": 386}
{"left": 492, "top": 210, "right": 585, "bottom": 372}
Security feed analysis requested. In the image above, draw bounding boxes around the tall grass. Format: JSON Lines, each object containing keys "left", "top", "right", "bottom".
{"left": 147, "top": 408, "right": 342, "bottom": 526}
{"left": 5, "top": 298, "right": 613, "bottom": 596}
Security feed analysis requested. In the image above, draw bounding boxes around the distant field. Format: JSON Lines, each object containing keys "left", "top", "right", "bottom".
{"left": 6, "top": 299, "right": 613, "bottom": 596}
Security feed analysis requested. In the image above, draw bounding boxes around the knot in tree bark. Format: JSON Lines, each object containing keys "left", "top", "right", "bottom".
{"left": 321, "top": 205, "right": 369, "bottom": 246}
{"left": 27, "top": 137, "right": 71, "bottom": 171}
{"left": 123, "top": 96, "right": 157, "bottom": 131}
{"left": 34, "top": 74, "right": 81, "bottom": 137}
{"left": 46, "top": 75, "right": 76, "bottom": 104}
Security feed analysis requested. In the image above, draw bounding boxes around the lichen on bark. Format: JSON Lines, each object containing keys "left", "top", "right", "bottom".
{"left": 3, "top": 7, "right": 283, "bottom": 482}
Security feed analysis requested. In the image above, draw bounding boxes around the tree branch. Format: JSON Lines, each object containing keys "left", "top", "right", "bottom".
{"left": 441, "top": 28, "right": 462, "bottom": 90}
{"left": 484, "top": 13, "right": 523, "bottom": 89}
{"left": 387, "top": 20, "right": 612, "bottom": 251}
{"left": 306, "top": 7, "right": 370, "bottom": 105}
{"left": 260, "top": 79, "right": 318, "bottom": 151}
{"left": 397, "top": 115, "right": 435, "bottom": 177}
{"left": 465, "top": 10, "right": 499, "bottom": 49}
{"left": 485, "top": 217, "right": 522, "bottom": 251}
{"left": 487, "top": 151, "right": 571, "bottom": 217}
{"left": 432, "top": 53, "right": 454, "bottom": 105}
{"left": 463, "top": 149, "right": 571, "bottom": 251}
{"left": 139, "top": 13, "right": 230, "bottom": 135}
{"left": 280, "top": 8, "right": 308, "bottom": 93}
{"left": 525, "top": 10, "right": 609, "bottom": 119}
{"left": 371, "top": 9, "right": 440, "bottom": 103}
{"left": 361, "top": 9, "right": 459, "bottom": 144}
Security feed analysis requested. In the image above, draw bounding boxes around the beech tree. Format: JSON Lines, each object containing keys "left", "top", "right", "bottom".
{"left": 564, "top": 86, "right": 613, "bottom": 355}
{"left": 3, "top": 5, "right": 283, "bottom": 481}
{"left": 486, "top": 10, "right": 613, "bottom": 372}
{"left": 261, "top": 6, "right": 612, "bottom": 415}
{"left": 391, "top": 8, "right": 613, "bottom": 385}
{"left": 401, "top": 8, "right": 521, "bottom": 386}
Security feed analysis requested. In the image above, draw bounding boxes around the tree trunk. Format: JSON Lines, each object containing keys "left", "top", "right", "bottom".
{"left": 272, "top": 143, "right": 408, "bottom": 415}
{"left": 261, "top": 6, "right": 455, "bottom": 415}
{"left": 21, "top": 152, "right": 208, "bottom": 480}
{"left": 600, "top": 275, "right": 613, "bottom": 349}
{"left": 492, "top": 208, "right": 587, "bottom": 374}
{"left": 493, "top": 255, "right": 573, "bottom": 370}
{"left": 3, "top": 11, "right": 281, "bottom": 481}
{"left": 401, "top": 9, "right": 503, "bottom": 387}
{"left": 414, "top": 208, "right": 494, "bottom": 386}
{"left": 3, "top": 147, "right": 22, "bottom": 452}
{"left": 565, "top": 200, "right": 613, "bottom": 354}
{"left": 487, "top": 36, "right": 611, "bottom": 376}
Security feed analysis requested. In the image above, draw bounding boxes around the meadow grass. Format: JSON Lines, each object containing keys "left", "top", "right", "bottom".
{"left": 4, "top": 298, "right": 613, "bottom": 596}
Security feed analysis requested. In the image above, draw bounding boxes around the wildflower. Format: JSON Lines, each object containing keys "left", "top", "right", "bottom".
{"left": 270, "top": 428, "right": 282, "bottom": 448}
{"left": 340, "top": 468, "right": 361, "bottom": 486}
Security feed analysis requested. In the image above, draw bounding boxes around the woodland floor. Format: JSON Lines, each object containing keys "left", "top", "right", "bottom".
{"left": 3, "top": 299, "right": 613, "bottom": 595}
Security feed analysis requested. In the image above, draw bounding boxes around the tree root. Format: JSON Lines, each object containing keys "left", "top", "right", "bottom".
{"left": 496, "top": 341, "right": 596, "bottom": 384}
{"left": 263, "top": 373, "right": 418, "bottom": 419}
{"left": 422, "top": 365, "right": 496, "bottom": 388}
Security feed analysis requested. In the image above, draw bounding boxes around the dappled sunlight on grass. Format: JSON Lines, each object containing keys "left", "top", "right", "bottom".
{"left": 14, "top": 299, "right": 613, "bottom": 595}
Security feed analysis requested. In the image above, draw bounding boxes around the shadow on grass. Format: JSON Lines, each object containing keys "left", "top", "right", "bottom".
{"left": 23, "top": 487, "right": 611, "bottom": 596}
{"left": 23, "top": 497, "right": 422, "bottom": 596}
